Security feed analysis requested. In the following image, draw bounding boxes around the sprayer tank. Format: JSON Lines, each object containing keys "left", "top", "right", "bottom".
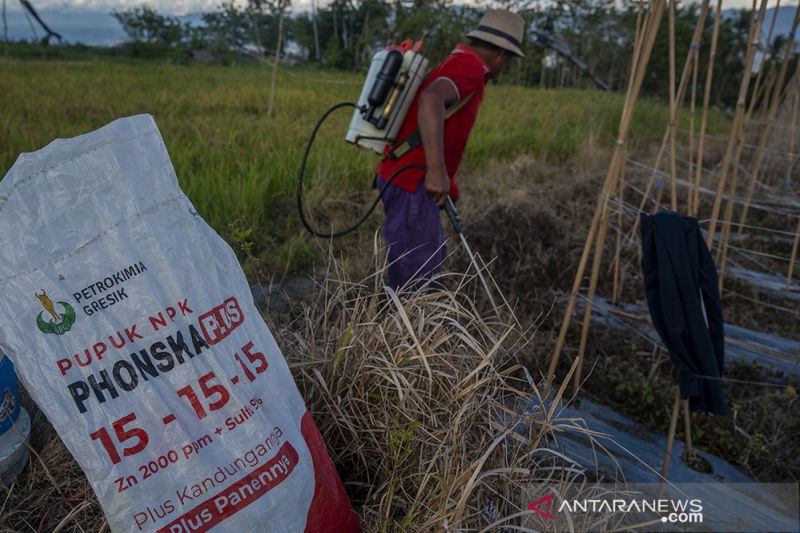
{"left": 345, "top": 48, "right": 428, "bottom": 155}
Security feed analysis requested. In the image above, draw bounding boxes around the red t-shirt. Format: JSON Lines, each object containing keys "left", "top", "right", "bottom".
{"left": 376, "top": 44, "right": 490, "bottom": 201}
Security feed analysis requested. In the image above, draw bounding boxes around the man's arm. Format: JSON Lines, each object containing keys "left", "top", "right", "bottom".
{"left": 417, "top": 78, "right": 459, "bottom": 207}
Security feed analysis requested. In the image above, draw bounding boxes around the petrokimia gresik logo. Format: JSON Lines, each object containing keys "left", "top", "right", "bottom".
{"left": 35, "top": 290, "right": 76, "bottom": 335}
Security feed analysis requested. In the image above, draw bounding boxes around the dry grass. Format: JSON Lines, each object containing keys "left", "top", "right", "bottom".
{"left": 1, "top": 250, "right": 616, "bottom": 532}
{"left": 276, "top": 247, "right": 611, "bottom": 531}
{"left": 0, "top": 399, "right": 105, "bottom": 532}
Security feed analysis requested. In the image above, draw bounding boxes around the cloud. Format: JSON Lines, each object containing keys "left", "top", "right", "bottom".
{"left": 9, "top": 0, "right": 797, "bottom": 16}
{"left": 10, "top": 0, "right": 240, "bottom": 16}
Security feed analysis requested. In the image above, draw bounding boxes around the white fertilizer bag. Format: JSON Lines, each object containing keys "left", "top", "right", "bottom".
{"left": 0, "top": 115, "right": 359, "bottom": 533}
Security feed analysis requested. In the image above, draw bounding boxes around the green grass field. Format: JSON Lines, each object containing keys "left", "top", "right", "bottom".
{"left": 0, "top": 59, "right": 725, "bottom": 276}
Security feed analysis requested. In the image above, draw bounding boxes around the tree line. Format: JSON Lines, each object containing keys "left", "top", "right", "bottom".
{"left": 111, "top": 1, "right": 798, "bottom": 108}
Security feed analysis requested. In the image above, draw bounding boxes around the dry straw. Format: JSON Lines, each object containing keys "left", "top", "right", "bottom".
{"left": 278, "top": 247, "right": 611, "bottom": 532}
{"left": 1, "top": 246, "right": 613, "bottom": 532}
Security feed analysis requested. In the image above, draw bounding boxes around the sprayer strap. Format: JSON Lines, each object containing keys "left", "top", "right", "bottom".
{"left": 387, "top": 91, "right": 475, "bottom": 161}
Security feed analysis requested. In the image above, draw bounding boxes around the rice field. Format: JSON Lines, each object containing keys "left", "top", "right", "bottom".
{"left": 0, "top": 59, "right": 723, "bottom": 276}
{"left": 8, "top": 56, "right": 797, "bottom": 533}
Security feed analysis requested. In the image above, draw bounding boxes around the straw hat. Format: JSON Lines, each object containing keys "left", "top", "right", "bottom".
{"left": 467, "top": 9, "right": 526, "bottom": 58}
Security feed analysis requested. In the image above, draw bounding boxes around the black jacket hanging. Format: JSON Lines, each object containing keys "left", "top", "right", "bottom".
{"left": 640, "top": 211, "right": 728, "bottom": 415}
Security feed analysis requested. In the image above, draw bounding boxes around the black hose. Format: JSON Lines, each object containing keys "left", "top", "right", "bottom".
{"left": 296, "top": 101, "right": 425, "bottom": 238}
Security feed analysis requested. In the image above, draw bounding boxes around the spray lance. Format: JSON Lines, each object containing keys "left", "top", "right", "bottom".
{"left": 442, "top": 198, "right": 501, "bottom": 312}
{"left": 296, "top": 36, "right": 504, "bottom": 313}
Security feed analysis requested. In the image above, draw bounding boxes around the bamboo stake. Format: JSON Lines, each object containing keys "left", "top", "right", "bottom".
{"left": 682, "top": 399, "right": 694, "bottom": 458}
{"left": 705, "top": 0, "right": 769, "bottom": 252}
{"left": 658, "top": 386, "right": 683, "bottom": 499}
{"left": 610, "top": 4, "right": 645, "bottom": 305}
{"left": 788, "top": 217, "right": 800, "bottom": 288}
{"left": 736, "top": 5, "right": 800, "bottom": 234}
{"left": 714, "top": 0, "right": 762, "bottom": 273}
{"left": 785, "top": 86, "right": 799, "bottom": 189}
{"left": 716, "top": 138, "right": 747, "bottom": 290}
{"left": 615, "top": 0, "right": 710, "bottom": 307}
{"left": 612, "top": 156, "right": 626, "bottom": 305}
{"left": 668, "top": 0, "right": 679, "bottom": 211}
{"left": 717, "top": 53, "right": 773, "bottom": 283}
{"left": 692, "top": 0, "right": 722, "bottom": 216}
{"left": 547, "top": 1, "right": 648, "bottom": 384}
{"left": 627, "top": 0, "right": 710, "bottom": 241}
{"left": 572, "top": 201, "right": 613, "bottom": 392}
{"left": 745, "top": 0, "right": 781, "bottom": 123}
{"left": 788, "top": 87, "right": 800, "bottom": 289}
{"left": 624, "top": 0, "right": 649, "bottom": 102}
{"left": 748, "top": 64, "right": 776, "bottom": 126}
{"left": 570, "top": 4, "right": 668, "bottom": 393}
{"left": 687, "top": 40, "right": 700, "bottom": 215}
{"left": 547, "top": 0, "right": 666, "bottom": 389}
{"left": 759, "top": 67, "right": 779, "bottom": 120}
{"left": 684, "top": 0, "right": 713, "bottom": 215}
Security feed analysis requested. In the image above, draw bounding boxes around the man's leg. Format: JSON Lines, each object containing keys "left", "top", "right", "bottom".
{"left": 379, "top": 177, "right": 446, "bottom": 291}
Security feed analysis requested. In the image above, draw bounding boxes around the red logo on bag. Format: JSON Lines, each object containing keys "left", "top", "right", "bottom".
{"left": 199, "top": 297, "right": 244, "bottom": 345}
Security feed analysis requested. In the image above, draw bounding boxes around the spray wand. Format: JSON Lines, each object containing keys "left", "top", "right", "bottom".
{"left": 443, "top": 198, "right": 501, "bottom": 314}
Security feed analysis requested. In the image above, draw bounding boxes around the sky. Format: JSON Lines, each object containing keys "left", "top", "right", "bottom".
{"left": 6, "top": 0, "right": 798, "bottom": 15}
{"left": 3, "top": 0, "right": 797, "bottom": 45}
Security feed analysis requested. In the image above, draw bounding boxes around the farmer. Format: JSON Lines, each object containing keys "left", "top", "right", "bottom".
{"left": 376, "top": 9, "right": 525, "bottom": 291}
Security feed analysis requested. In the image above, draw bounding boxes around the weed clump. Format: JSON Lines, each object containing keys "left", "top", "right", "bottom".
{"left": 278, "top": 258, "right": 601, "bottom": 531}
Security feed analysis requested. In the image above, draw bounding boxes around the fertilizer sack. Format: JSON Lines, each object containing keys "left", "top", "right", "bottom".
{"left": 0, "top": 115, "right": 359, "bottom": 533}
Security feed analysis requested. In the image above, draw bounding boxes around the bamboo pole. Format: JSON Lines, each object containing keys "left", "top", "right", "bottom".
{"left": 714, "top": 0, "right": 762, "bottom": 272}
{"left": 705, "top": 0, "right": 769, "bottom": 252}
{"left": 684, "top": 0, "right": 712, "bottom": 215}
{"left": 571, "top": 5, "right": 669, "bottom": 393}
{"left": 785, "top": 85, "right": 799, "bottom": 189}
{"left": 683, "top": 399, "right": 694, "bottom": 458}
{"left": 788, "top": 87, "right": 800, "bottom": 289}
{"left": 748, "top": 64, "right": 776, "bottom": 126}
{"left": 547, "top": 0, "right": 666, "bottom": 389}
{"left": 668, "top": 0, "right": 679, "bottom": 211}
{"left": 716, "top": 138, "right": 748, "bottom": 290}
{"left": 658, "top": 386, "right": 683, "bottom": 499}
{"left": 615, "top": 0, "right": 710, "bottom": 308}
{"left": 546, "top": 2, "right": 649, "bottom": 386}
{"left": 745, "top": 0, "right": 781, "bottom": 123}
{"left": 627, "top": 0, "right": 710, "bottom": 242}
{"left": 788, "top": 217, "right": 800, "bottom": 288}
{"left": 687, "top": 41, "right": 700, "bottom": 215}
{"left": 717, "top": 50, "right": 773, "bottom": 283}
{"left": 691, "top": 0, "right": 722, "bottom": 217}
{"left": 612, "top": 157, "right": 626, "bottom": 305}
{"left": 610, "top": 5, "right": 644, "bottom": 305}
{"left": 572, "top": 201, "right": 613, "bottom": 392}
{"left": 736, "top": 5, "right": 800, "bottom": 234}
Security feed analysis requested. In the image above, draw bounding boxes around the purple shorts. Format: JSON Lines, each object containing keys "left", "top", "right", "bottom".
{"left": 377, "top": 176, "right": 446, "bottom": 291}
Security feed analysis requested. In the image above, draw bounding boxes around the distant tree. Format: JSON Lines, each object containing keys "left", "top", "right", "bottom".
{"left": 111, "top": 6, "right": 184, "bottom": 46}
{"left": 202, "top": 2, "right": 252, "bottom": 52}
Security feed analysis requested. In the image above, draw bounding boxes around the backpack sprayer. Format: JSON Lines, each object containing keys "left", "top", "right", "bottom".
{"left": 296, "top": 36, "right": 429, "bottom": 239}
{"left": 296, "top": 37, "right": 501, "bottom": 311}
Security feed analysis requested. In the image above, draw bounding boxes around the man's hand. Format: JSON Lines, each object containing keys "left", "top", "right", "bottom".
{"left": 426, "top": 168, "right": 450, "bottom": 207}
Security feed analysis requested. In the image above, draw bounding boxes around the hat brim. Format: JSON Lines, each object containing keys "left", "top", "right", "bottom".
{"left": 467, "top": 29, "right": 525, "bottom": 58}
